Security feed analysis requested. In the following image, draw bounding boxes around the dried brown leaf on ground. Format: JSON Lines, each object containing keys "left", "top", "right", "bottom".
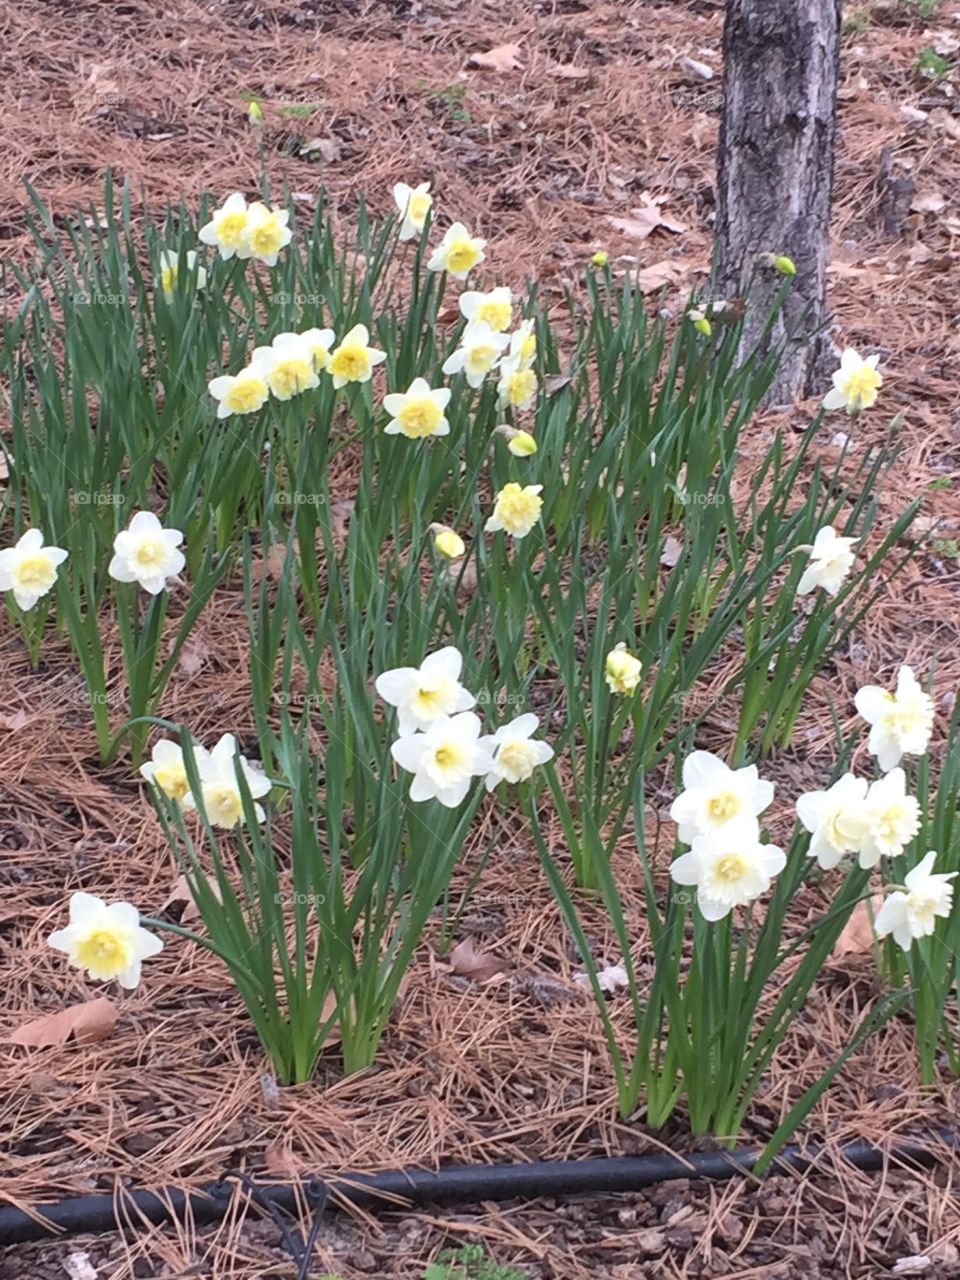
{"left": 831, "top": 896, "right": 885, "bottom": 959}
{"left": 446, "top": 937, "right": 509, "bottom": 983}
{"left": 7, "top": 997, "right": 118, "bottom": 1048}
{"left": 468, "top": 44, "right": 523, "bottom": 72}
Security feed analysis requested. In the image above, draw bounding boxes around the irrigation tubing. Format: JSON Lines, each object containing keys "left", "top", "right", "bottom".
{"left": 0, "top": 1134, "right": 950, "bottom": 1247}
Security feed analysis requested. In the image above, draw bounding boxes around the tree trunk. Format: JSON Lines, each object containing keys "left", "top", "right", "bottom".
{"left": 714, "top": 0, "right": 841, "bottom": 405}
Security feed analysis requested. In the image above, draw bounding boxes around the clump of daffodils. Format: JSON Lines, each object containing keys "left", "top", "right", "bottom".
{"left": 668, "top": 750, "right": 782, "bottom": 921}
{"left": 796, "top": 525, "right": 858, "bottom": 598}
{"left": 141, "top": 734, "right": 271, "bottom": 829}
{"left": 48, "top": 892, "right": 163, "bottom": 989}
{"left": 376, "top": 645, "right": 553, "bottom": 807}
{"left": 199, "top": 193, "right": 292, "bottom": 267}
{"left": 823, "top": 348, "right": 882, "bottom": 414}
{"left": 0, "top": 529, "right": 68, "bottom": 610}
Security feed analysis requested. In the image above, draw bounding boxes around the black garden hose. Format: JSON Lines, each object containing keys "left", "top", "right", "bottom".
{"left": 0, "top": 1134, "right": 951, "bottom": 1247}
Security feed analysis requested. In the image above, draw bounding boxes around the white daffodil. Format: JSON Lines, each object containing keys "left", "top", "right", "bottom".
{"left": 48, "top": 892, "right": 163, "bottom": 989}
{"left": 390, "top": 711, "right": 493, "bottom": 807}
{"left": 108, "top": 511, "right": 185, "bottom": 595}
{"left": 427, "top": 222, "right": 486, "bottom": 280}
{"left": 244, "top": 201, "right": 292, "bottom": 266}
{"left": 382, "top": 377, "right": 452, "bottom": 439}
{"left": 875, "top": 851, "right": 957, "bottom": 951}
{"left": 300, "top": 327, "right": 336, "bottom": 373}
{"left": 158, "top": 250, "right": 207, "bottom": 301}
{"left": 182, "top": 733, "right": 271, "bottom": 828}
{"left": 0, "top": 529, "right": 68, "bottom": 610}
{"left": 198, "top": 192, "right": 252, "bottom": 261}
{"left": 249, "top": 332, "right": 320, "bottom": 401}
{"left": 796, "top": 773, "right": 869, "bottom": 870}
{"left": 506, "top": 318, "right": 537, "bottom": 368}
{"left": 670, "top": 750, "right": 774, "bottom": 843}
{"left": 393, "top": 181, "right": 432, "bottom": 241}
{"left": 442, "top": 321, "right": 510, "bottom": 388}
{"left": 854, "top": 767, "right": 921, "bottom": 867}
{"left": 670, "top": 831, "right": 786, "bottom": 921}
{"left": 328, "top": 324, "right": 387, "bottom": 388}
{"left": 458, "top": 286, "right": 513, "bottom": 333}
{"left": 796, "top": 525, "right": 858, "bottom": 597}
{"left": 139, "top": 738, "right": 208, "bottom": 805}
{"left": 479, "top": 713, "right": 554, "bottom": 791}
{"left": 605, "top": 643, "right": 642, "bottom": 695}
{"left": 208, "top": 367, "right": 270, "bottom": 418}
{"left": 485, "top": 483, "right": 543, "bottom": 538}
{"left": 855, "top": 665, "right": 935, "bottom": 772}
{"left": 823, "top": 348, "right": 882, "bottom": 414}
{"left": 497, "top": 356, "right": 538, "bottom": 410}
{"left": 375, "top": 645, "right": 474, "bottom": 735}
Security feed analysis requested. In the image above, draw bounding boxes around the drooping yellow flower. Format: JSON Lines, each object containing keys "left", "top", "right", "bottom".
{"left": 431, "top": 525, "right": 466, "bottom": 559}
{"left": 485, "top": 482, "right": 543, "bottom": 539}
{"left": 495, "top": 425, "right": 537, "bottom": 456}
{"left": 592, "top": 250, "right": 609, "bottom": 267}
{"left": 328, "top": 324, "right": 388, "bottom": 389}
{"left": 605, "top": 643, "right": 642, "bottom": 695}
{"left": 427, "top": 221, "right": 486, "bottom": 280}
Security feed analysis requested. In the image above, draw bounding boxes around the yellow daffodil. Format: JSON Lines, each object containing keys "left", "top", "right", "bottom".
{"left": 328, "top": 324, "right": 387, "bottom": 388}
{"left": 248, "top": 98, "right": 264, "bottom": 125}
{"left": 108, "top": 511, "right": 185, "bottom": 595}
{"left": 592, "top": 250, "right": 609, "bottom": 267}
{"left": 485, "top": 482, "right": 543, "bottom": 539}
{"left": 430, "top": 524, "right": 466, "bottom": 559}
{"left": 495, "top": 425, "right": 537, "bottom": 456}
{"left": 158, "top": 250, "right": 207, "bottom": 301}
{"left": 198, "top": 192, "right": 252, "bottom": 261}
{"left": 390, "top": 712, "right": 493, "bottom": 807}
{"left": 507, "top": 318, "right": 537, "bottom": 368}
{"left": 458, "top": 286, "right": 513, "bottom": 333}
{"left": 208, "top": 367, "right": 270, "bottom": 417}
{"left": 0, "top": 529, "right": 68, "bottom": 610}
{"left": 427, "top": 221, "right": 486, "bottom": 280}
{"left": 244, "top": 201, "right": 292, "bottom": 266}
{"left": 140, "top": 738, "right": 207, "bottom": 804}
{"left": 441, "top": 321, "right": 509, "bottom": 388}
{"left": 497, "top": 359, "right": 538, "bottom": 410}
{"left": 376, "top": 645, "right": 475, "bottom": 734}
{"left": 383, "top": 377, "right": 452, "bottom": 439}
{"left": 605, "top": 643, "right": 643, "bottom": 695}
{"left": 670, "top": 833, "right": 786, "bottom": 921}
{"left": 823, "top": 348, "right": 882, "bottom": 414}
{"left": 250, "top": 332, "right": 320, "bottom": 400}
{"left": 48, "top": 892, "right": 163, "bottom": 988}
{"left": 301, "top": 327, "right": 336, "bottom": 372}
{"left": 393, "top": 181, "right": 432, "bottom": 241}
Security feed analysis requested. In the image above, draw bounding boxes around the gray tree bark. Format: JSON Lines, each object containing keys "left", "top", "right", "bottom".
{"left": 714, "top": 0, "right": 841, "bottom": 405}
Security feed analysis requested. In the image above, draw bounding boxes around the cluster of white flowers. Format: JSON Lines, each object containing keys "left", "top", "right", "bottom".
{"left": 375, "top": 646, "right": 553, "bottom": 807}
{"left": 668, "top": 751, "right": 784, "bottom": 921}
{"left": 796, "top": 664, "right": 953, "bottom": 949}
{"left": 199, "top": 192, "right": 292, "bottom": 267}
{"left": 140, "top": 732, "right": 271, "bottom": 829}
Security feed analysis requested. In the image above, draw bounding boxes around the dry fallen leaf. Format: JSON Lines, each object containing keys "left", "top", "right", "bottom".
{"left": 608, "top": 199, "right": 686, "bottom": 241}
{"left": 8, "top": 997, "right": 118, "bottom": 1048}
{"left": 447, "top": 937, "right": 508, "bottom": 983}
{"left": 660, "top": 535, "right": 683, "bottom": 567}
{"left": 911, "top": 191, "right": 946, "bottom": 214}
{"left": 178, "top": 638, "right": 207, "bottom": 677}
{"left": 0, "top": 709, "right": 28, "bottom": 731}
{"left": 831, "top": 897, "right": 884, "bottom": 959}
{"left": 549, "top": 64, "right": 591, "bottom": 81}
{"left": 162, "top": 872, "right": 220, "bottom": 924}
{"left": 468, "top": 44, "right": 523, "bottom": 72}
{"left": 632, "top": 258, "right": 697, "bottom": 294}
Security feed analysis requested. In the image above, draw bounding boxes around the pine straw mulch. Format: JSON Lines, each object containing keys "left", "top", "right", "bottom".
{"left": 3, "top": 0, "right": 960, "bottom": 1276}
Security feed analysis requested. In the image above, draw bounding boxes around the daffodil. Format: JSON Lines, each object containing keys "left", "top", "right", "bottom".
{"left": 208, "top": 367, "right": 270, "bottom": 418}
{"left": 158, "top": 250, "right": 207, "bottom": 301}
{"left": 375, "top": 646, "right": 474, "bottom": 735}
{"left": 853, "top": 767, "right": 921, "bottom": 867}
{"left": 670, "top": 750, "right": 774, "bottom": 843}
{"left": 48, "top": 892, "right": 163, "bottom": 989}
{"left": 485, "top": 482, "right": 543, "bottom": 538}
{"left": 687, "top": 308, "right": 712, "bottom": 337}
{"left": 496, "top": 426, "right": 537, "bottom": 456}
{"left": 458, "top": 286, "right": 513, "bottom": 333}
{"left": 591, "top": 250, "right": 609, "bottom": 267}
{"left": 797, "top": 773, "right": 869, "bottom": 870}
{"left": 390, "top": 711, "right": 493, "bottom": 807}
{"left": 497, "top": 359, "right": 538, "bottom": 410}
{"left": 383, "top": 377, "right": 451, "bottom": 439}
{"left": 875, "top": 852, "right": 957, "bottom": 950}
{"left": 427, "top": 221, "right": 486, "bottom": 280}
{"left": 249, "top": 333, "right": 320, "bottom": 400}
{"left": 140, "top": 738, "right": 208, "bottom": 804}
{"left": 328, "top": 324, "right": 387, "bottom": 388}
{"left": 108, "top": 511, "right": 185, "bottom": 595}
{"left": 182, "top": 733, "right": 271, "bottom": 828}
{"left": 431, "top": 525, "right": 466, "bottom": 559}
{"left": 198, "top": 192, "right": 252, "bottom": 261}
{"left": 244, "top": 201, "right": 292, "bottom": 266}
{"left": 300, "top": 327, "right": 335, "bottom": 372}
{"left": 605, "top": 643, "right": 643, "bottom": 695}
{"left": 480, "top": 713, "right": 554, "bottom": 790}
{"left": 796, "top": 525, "right": 858, "bottom": 597}
{"left": 854, "top": 665, "right": 934, "bottom": 772}
{"left": 393, "top": 181, "right": 432, "bottom": 241}
{"left": 670, "top": 832, "right": 786, "bottom": 921}
{"left": 0, "top": 529, "right": 68, "bottom": 610}
{"left": 507, "top": 319, "right": 537, "bottom": 368}
{"left": 441, "top": 321, "right": 509, "bottom": 388}
{"left": 823, "top": 348, "right": 882, "bottom": 414}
